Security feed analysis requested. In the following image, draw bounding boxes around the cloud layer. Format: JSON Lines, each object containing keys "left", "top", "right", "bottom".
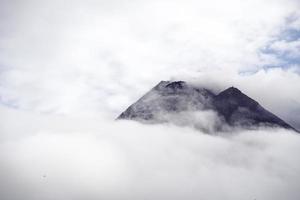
{"left": 0, "top": 106, "right": 300, "bottom": 200}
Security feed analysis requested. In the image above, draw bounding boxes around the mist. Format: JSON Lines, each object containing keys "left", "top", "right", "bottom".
{"left": 1, "top": 0, "right": 300, "bottom": 199}
{"left": 0, "top": 106, "right": 299, "bottom": 200}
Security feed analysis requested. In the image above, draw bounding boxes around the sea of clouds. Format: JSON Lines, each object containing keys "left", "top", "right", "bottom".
{"left": 1, "top": 0, "right": 300, "bottom": 199}
{"left": 0, "top": 105, "right": 300, "bottom": 200}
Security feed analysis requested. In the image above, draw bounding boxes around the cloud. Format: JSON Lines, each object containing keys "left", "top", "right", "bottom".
{"left": 269, "top": 39, "right": 300, "bottom": 59}
{"left": 0, "top": 0, "right": 299, "bottom": 119}
{"left": 0, "top": 1, "right": 300, "bottom": 199}
{"left": 0, "top": 105, "right": 300, "bottom": 200}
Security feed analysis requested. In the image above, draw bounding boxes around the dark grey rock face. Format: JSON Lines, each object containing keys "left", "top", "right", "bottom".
{"left": 213, "top": 87, "right": 294, "bottom": 129}
{"left": 118, "top": 81, "right": 298, "bottom": 132}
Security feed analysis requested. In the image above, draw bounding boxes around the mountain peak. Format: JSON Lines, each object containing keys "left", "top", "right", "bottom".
{"left": 214, "top": 86, "right": 259, "bottom": 116}
{"left": 165, "top": 81, "right": 187, "bottom": 89}
{"left": 218, "top": 86, "right": 242, "bottom": 97}
{"left": 118, "top": 81, "right": 298, "bottom": 133}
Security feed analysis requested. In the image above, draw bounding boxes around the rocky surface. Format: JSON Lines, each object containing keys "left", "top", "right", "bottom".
{"left": 117, "top": 81, "right": 298, "bottom": 132}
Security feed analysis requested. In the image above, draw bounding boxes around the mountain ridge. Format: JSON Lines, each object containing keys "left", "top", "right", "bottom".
{"left": 118, "top": 81, "right": 298, "bottom": 133}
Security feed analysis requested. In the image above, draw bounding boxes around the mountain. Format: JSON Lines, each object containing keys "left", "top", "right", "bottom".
{"left": 117, "top": 81, "right": 298, "bottom": 133}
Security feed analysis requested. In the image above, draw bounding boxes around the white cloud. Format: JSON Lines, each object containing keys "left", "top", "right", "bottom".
{"left": 0, "top": 1, "right": 300, "bottom": 198}
{"left": 269, "top": 39, "right": 300, "bottom": 58}
{"left": 0, "top": 105, "right": 300, "bottom": 200}
{"left": 0, "top": 0, "right": 299, "bottom": 119}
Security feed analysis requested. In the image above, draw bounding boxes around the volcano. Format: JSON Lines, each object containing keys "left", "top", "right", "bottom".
{"left": 117, "top": 81, "right": 298, "bottom": 133}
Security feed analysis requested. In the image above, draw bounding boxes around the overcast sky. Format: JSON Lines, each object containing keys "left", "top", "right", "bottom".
{"left": 0, "top": 0, "right": 300, "bottom": 126}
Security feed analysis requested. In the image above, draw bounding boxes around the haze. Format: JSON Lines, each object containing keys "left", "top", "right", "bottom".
{"left": 0, "top": 0, "right": 300, "bottom": 199}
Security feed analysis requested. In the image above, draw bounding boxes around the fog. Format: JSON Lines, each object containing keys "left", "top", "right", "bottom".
{"left": 1, "top": 0, "right": 300, "bottom": 199}
{"left": 0, "top": 106, "right": 300, "bottom": 200}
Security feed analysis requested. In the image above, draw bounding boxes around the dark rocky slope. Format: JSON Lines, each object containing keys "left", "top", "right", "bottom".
{"left": 118, "top": 81, "right": 298, "bottom": 132}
